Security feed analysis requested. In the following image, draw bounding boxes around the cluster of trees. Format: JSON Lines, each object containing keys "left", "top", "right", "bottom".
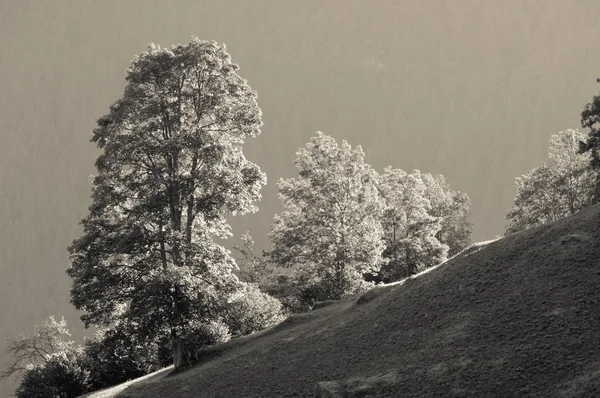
{"left": 504, "top": 78, "right": 600, "bottom": 233}
{"left": 2, "top": 296, "right": 284, "bottom": 397}
{"left": 2, "top": 38, "right": 472, "bottom": 397}
{"left": 375, "top": 168, "right": 471, "bottom": 282}
{"left": 230, "top": 132, "right": 471, "bottom": 313}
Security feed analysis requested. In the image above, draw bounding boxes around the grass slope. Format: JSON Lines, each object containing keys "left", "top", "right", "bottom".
{"left": 90, "top": 204, "right": 600, "bottom": 397}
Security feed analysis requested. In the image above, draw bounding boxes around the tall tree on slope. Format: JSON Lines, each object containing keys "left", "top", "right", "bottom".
{"left": 67, "top": 38, "right": 266, "bottom": 369}
{"left": 268, "top": 132, "right": 385, "bottom": 301}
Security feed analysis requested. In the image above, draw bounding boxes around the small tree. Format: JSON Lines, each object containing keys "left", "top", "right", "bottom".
{"left": 421, "top": 173, "right": 472, "bottom": 257}
{"left": 549, "top": 129, "right": 597, "bottom": 212}
{"left": 506, "top": 129, "right": 596, "bottom": 234}
{"left": 175, "top": 319, "right": 231, "bottom": 365}
{"left": 1, "top": 317, "right": 89, "bottom": 398}
{"left": 269, "top": 132, "right": 385, "bottom": 300}
{"left": 233, "top": 231, "right": 274, "bottom": 288}
{"left": 505, "top": 165, "right": 561, "bottom": 234}
{"left": 375, "top": 168, "right": 448, "bottom": 283}
{"left": 67, "top": 38, "right": 266, "bottom": 369}
{"left": 221, "top": 283, "right": 285, "bottom": 338}
{"left": 14, "top": 351, "right": 88, "bottom": 398}
{"left": 1, "top": 316, "right": 75, "bottom": 382}
{"left": 82, "top": 323, "right": 162, "bottom": 391}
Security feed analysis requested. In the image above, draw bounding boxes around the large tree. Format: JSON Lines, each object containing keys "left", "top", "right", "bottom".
{"left": 506, "top": 129, "right": 596, "bottom": 234}
{"left": 67, "top": 38, "right": 266, "bottom": 369}
{"left": 268, "top": 132, "right": 384, "bottom": 301}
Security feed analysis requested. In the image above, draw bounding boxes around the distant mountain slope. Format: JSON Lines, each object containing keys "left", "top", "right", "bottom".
{"left": 90, "top": 203, "right": 600, "bottom": 397}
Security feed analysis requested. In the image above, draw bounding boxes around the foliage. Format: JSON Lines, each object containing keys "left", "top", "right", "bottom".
{"left": 506, "top": 129, "right": 596, "bottom": 234}
{"left": 1, "top": 316, "right": 75, "bottom": 381}
{"left": 420, "top": 173, "right": 472, "bottom": 256}
{"left": 374, "top": 168, "right": 449, "bottom": 283}
{"left": 548, "top": 130, "right": 597, "bottom": 212}
{"left": 15, "top": 350, "right": 89, "bottom": 398}
{"left": 233, "top": 231, "right": 274, "bottom": 288}
{"left": 82, "top": 324, "right": 161, "bottom": 391}
{"left": 283, "top": 270, "right": 330, "bottom": 312}
{"left": 67, "top": 38, "right": 265, "bottom": 368}
{"left": 221, "top": 283, "right": 285, "bottom": 338}
{"left": 268, "top": 132, "right": 385, "bottom": 300}
{"left": 2, "top": 317, "right": 89, "bottom": 398}
{"left": 178, "top": 319, "right": 232, "bottom": 365}
{"left": 261, "top": 270, "right": 372, "bottom": 314}
{"left": 258, "top": 274, "right": 305, "bottom": 313}
{"left": 580, "top": 79, "right": 600, "bottom": 201}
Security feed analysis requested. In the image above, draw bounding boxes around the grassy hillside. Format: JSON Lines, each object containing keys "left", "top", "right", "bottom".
{"left": 86, "top": 204, "right": 600, "bottom": 397}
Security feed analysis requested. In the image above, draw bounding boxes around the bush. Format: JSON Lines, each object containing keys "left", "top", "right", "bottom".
{"left": 269, "top": 268, "right": 374, "bottom": 313}
{"left": 261, "top": 274, "right": 302, "bottom": 313}
{"left": 221, "top": 283, "right": 285, "bottom": 338}
{"left": 83, "top": 325, "right": 161, "bottom": 391}
{"left": 15, "top": 351, "right": 89, "bottom": 398}
{"left": 182, "top": 319, "right": 232, "bottom": 365}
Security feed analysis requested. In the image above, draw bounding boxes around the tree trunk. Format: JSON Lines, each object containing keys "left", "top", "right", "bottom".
{"left": 172, "top": 336, "right": 187, "bottom": 369}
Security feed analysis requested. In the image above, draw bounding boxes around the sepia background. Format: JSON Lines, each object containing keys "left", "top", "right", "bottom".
{"left": 1, "top": 0, "right": 600, "bottom": 395}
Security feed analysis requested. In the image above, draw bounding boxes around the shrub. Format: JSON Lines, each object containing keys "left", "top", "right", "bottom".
{"left": 261, "top": 274, "right": 303, "bottom": 313}
{"left": 221, "top": 283, "right": 285, "bottom": 338}
{"left": 15, "top": 350, "right": 89, "bottom": 398}
{"left": 271, "top": 267, "right": 374, "bottom": 313}
{"left": 83, "top": 325, "right": 161, "bottom": 391}
{"left": 182, "top": 320, "right": 232, "bottom": 365}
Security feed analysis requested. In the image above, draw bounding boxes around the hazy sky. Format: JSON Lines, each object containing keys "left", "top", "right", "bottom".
{"left": 1, "top": 1, "right": 600, "bottom": 395}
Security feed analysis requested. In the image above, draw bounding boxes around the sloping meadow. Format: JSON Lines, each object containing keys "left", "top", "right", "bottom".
{"left": 99, "top": 204, "right": 600, "bottom": 397}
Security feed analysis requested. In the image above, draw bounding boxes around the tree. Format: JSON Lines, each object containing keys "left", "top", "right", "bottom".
{"left": 506, "top": 129, "right": 596, "bottom": 234}
{"left": 268, "top": 132, "right": 385, "bottom": 300}
{"left": 220, "top": 283, "right": 285, "bottom": 338}
{"left": 375, "top": 168, "right": 448, "bottom": 283}
{"left": 420, "top": 173, "right": 472, "bottom": 257}
{"left": 548, "top": 129, "right": 596, "bottom": 213}
{"left": 1, "top": 317, "right": 88, "bottom": 398}
{"left": 505, "top": 164, "right": 563, "bottom": 234}
{"left": 82, "top": 324, "right": 162, "bottom": 391}
{"left": 1, "top": 316, "right": 76, "bottom": 382}
{"left": 67, "top": 38, "right": 266, "bottom": 369}
{"left": 14, "top": 351, "right": 88, "bottom": 398}
{"left": 233, "top": 231, "right": 274, "bottom": 288}
{"left": 580, "top": 79, "right": 600, "bottom": 201}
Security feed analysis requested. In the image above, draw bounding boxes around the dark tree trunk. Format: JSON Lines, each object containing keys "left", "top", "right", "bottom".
{"left": 172, "top": 336, "right": 186, "bottom": 369}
